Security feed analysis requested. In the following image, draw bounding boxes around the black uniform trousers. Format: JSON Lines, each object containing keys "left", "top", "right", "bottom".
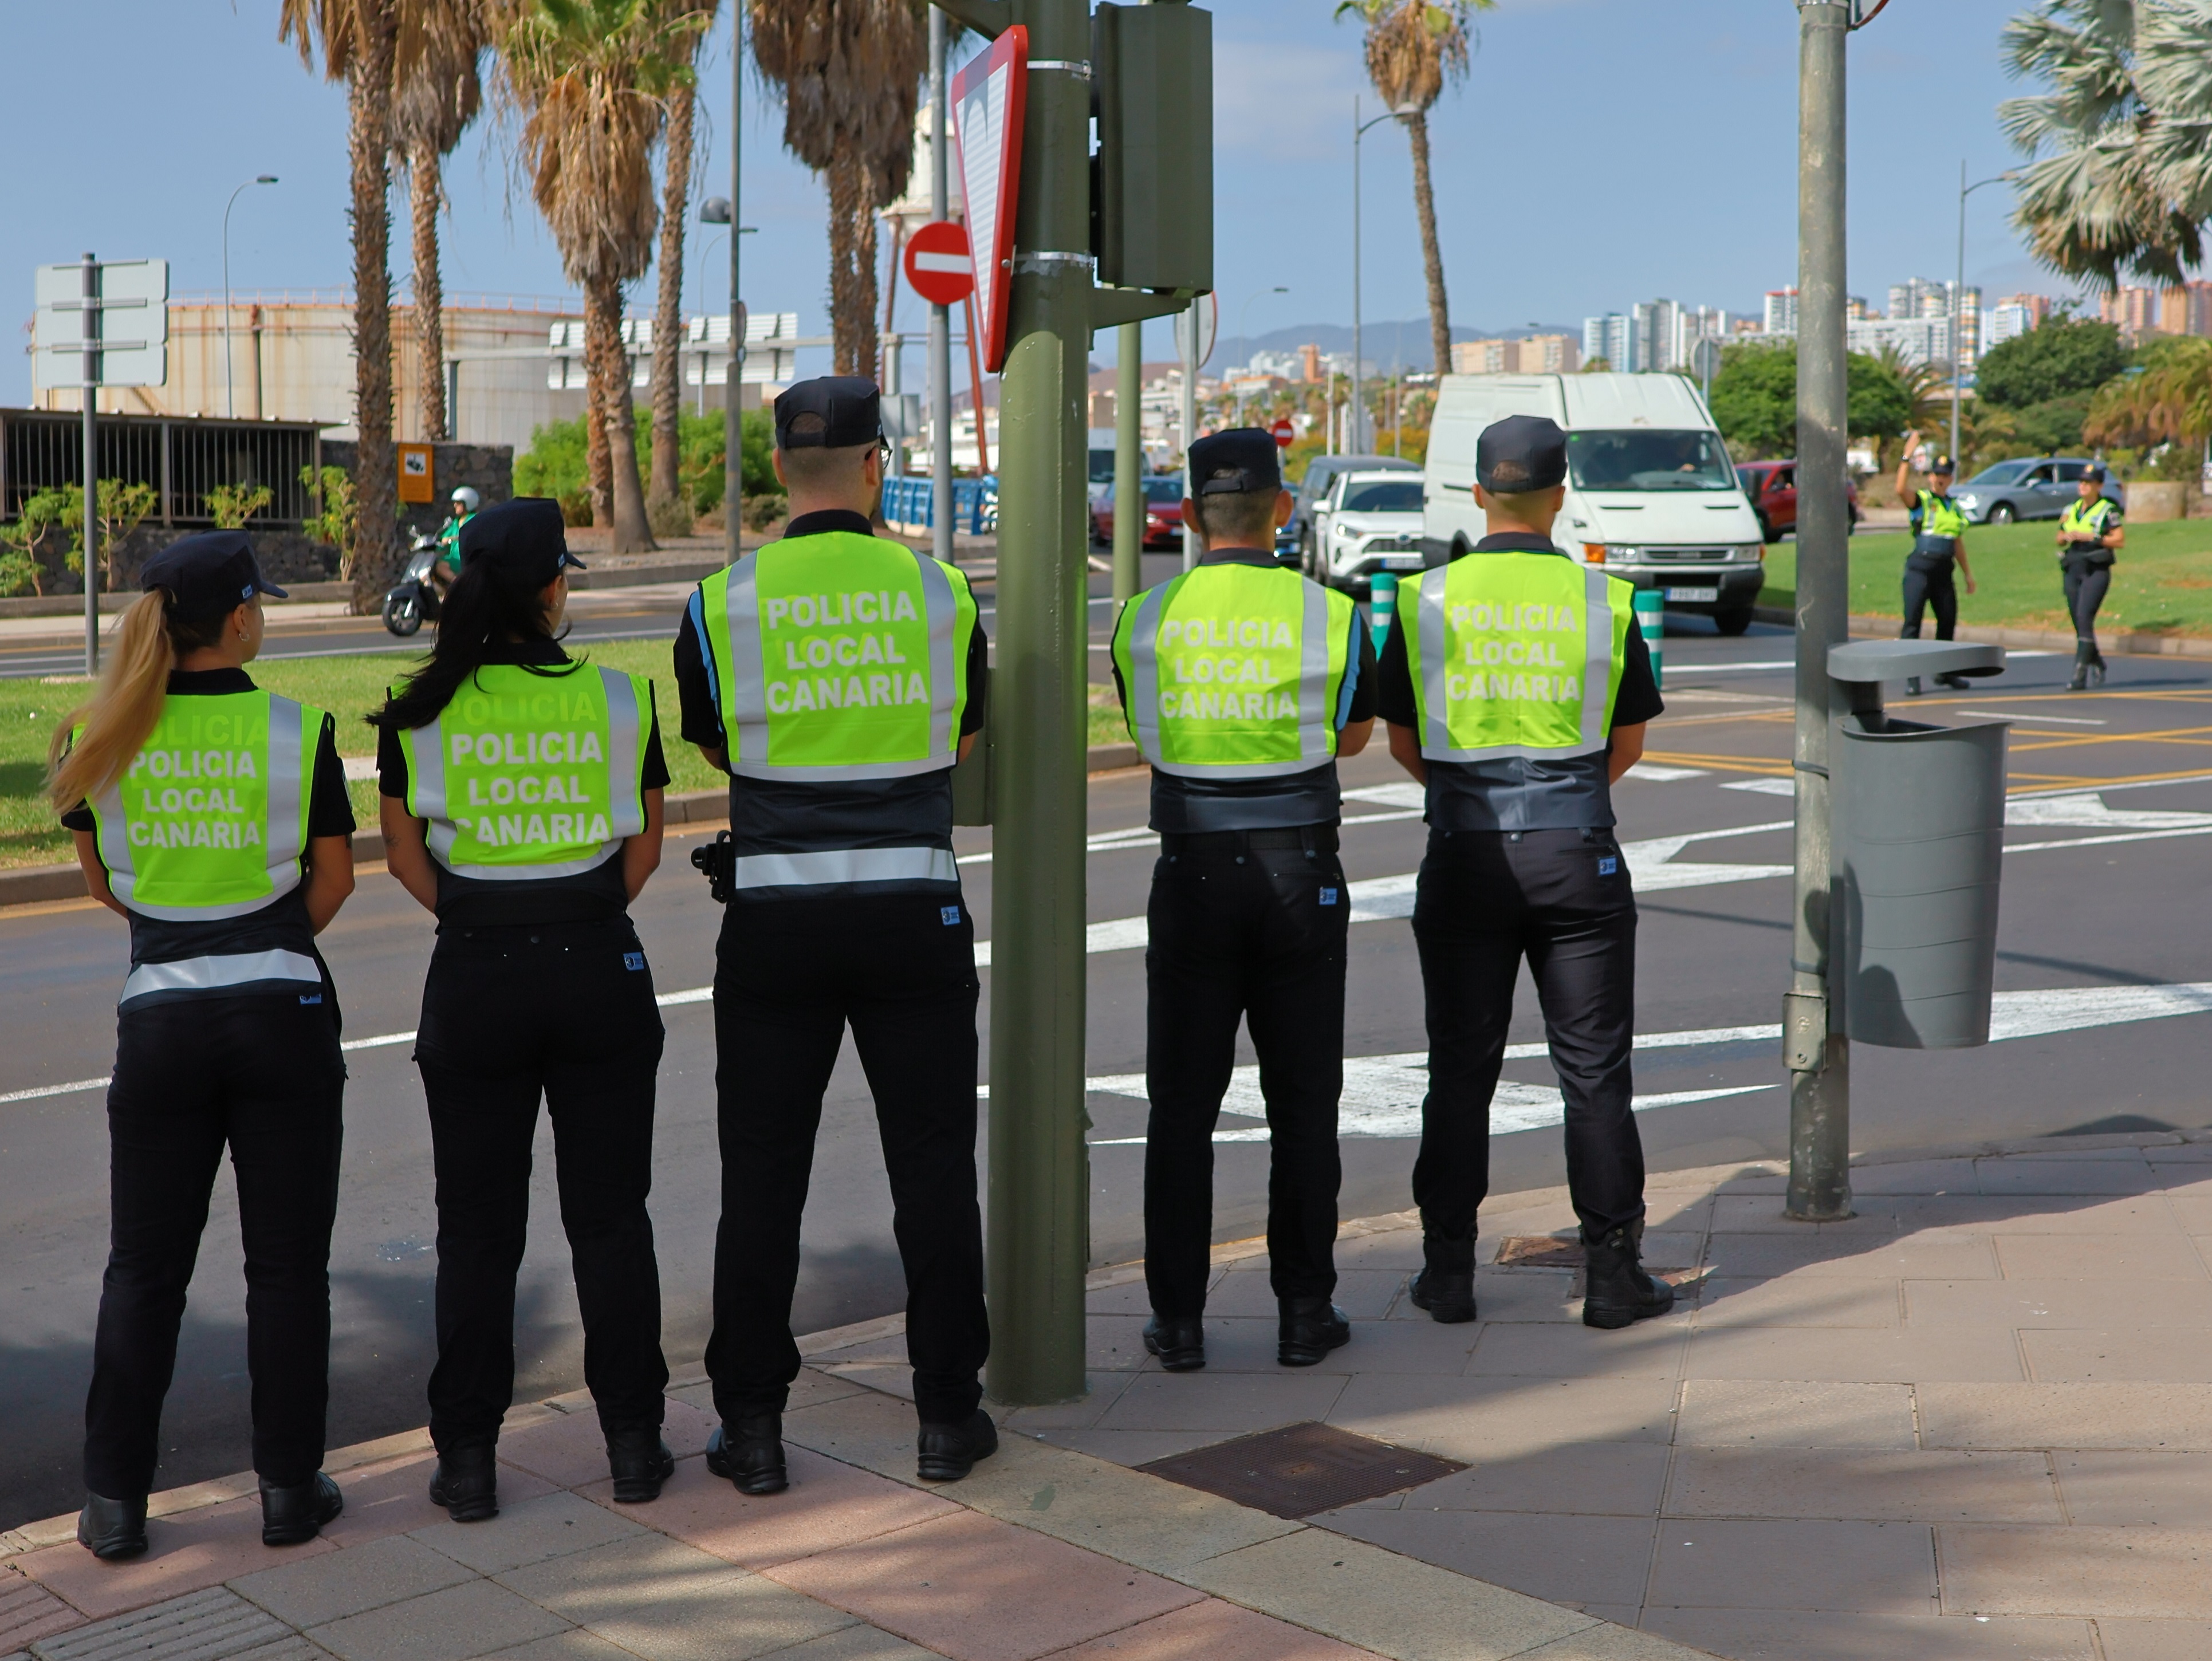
{"left": 706, "top": 892, "right": 988, "bottom": 1427}
{"left": 1900, "top": 554, "right": 1958, "bottom": 641}
{"left": 1143, "top": 835, "right": 1348, "bottom": 1318}
{"left": 2063, "top": 553, "right": 2113, "bottom": 654}
{"left": 415, "top": 920, "right": 668, "bottom": 1451}
{"left": 1411, "top": 828, "right": 1645, "bottom": 1262}
{"left": 85, "top": 992, "right": 345, "bottom": 1499}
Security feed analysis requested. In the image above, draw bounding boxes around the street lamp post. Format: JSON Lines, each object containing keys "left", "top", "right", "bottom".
{"left": 1952, "top": 164, "right": 2014, "bottom": 475}
{"left": 1352, "top": 100, "right": 1410, "bottom": 458}
{"left": 724, "top": 4, "right": 746, "bottom": 566}
{"left": 696, "top": 226, "right": 727, "bottom": 415}
{"left": 222, "top": 175, "right": 277, "bottom": 419}
{"left": 1234, "top": 285, "right": 1287, "bottom": 427}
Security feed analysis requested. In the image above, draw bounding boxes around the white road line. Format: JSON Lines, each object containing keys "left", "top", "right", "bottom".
{"left": 1965, "top": 709, "right": 2105, "bottom": 726}
{"left": 2006, "top": 794, "right": 2212, "bottom": 832}
{"left": 1722, "top": 778, "right": 1796, "bottom": 797}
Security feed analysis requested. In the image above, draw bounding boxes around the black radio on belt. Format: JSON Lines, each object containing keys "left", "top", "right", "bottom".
{"left": 690, "top": 830, "right": 735, "bottom": 904}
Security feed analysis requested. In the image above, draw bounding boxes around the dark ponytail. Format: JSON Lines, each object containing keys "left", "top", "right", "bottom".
{"left": 368, "top": 558, "right": 581, "bottom": 733}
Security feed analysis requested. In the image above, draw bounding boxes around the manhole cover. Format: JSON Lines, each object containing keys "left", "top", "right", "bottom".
{"left": 1496, "top": 1235, "right": 1582, "bottom": 1268}
{"left": 1139, "top": 1420, "right": 1465, "bottom": 1519}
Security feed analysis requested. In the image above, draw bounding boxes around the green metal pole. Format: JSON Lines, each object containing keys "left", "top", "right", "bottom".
{"left": 1113, "top": 319, "right": 1142, "bottom": 607}
{"left": 986, "top": 0, "right": 1092, "bottom": 1406}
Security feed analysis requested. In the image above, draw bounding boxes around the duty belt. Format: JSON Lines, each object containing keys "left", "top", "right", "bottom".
{"left": 1160, "top": 825, "right": 1340, "bottom": 856}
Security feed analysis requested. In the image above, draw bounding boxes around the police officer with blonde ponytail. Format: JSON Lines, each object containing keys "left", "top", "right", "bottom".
{"left": 371, "top": 498, "right": 675, "bottom": 1522}
{"left": 51, "top": 532, "right": 356, "bottom": 1561}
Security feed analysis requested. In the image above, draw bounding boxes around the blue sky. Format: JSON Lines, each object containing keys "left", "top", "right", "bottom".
{"left": 0, "top": 0, "right": 2083, "bottom": 405}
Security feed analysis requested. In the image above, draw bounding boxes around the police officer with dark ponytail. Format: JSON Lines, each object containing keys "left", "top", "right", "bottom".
{"left": 371, "top": 499, "right": 676, "bottom": 1521}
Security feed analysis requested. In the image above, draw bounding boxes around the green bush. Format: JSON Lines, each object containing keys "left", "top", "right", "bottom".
{"left": 515, "top": 407, "right": 781, "bottom": 523}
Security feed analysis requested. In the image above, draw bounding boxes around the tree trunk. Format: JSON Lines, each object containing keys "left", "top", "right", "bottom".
{"left": 854, "top": 186, "right": 881, "bottom": 393}
{"left": 410, "top": 131, "right": 448, "bottom": 443}
{"left": 648, "top": 80, "right": 694, "bottom": 518}
{"left": 589, "top": 272, "right": 656, "bottom": 554}
{"left": 825, "top": 152, "right": 873, "bottom": 376}
{"left": 1405, "top": 111, "right": 1453, "bottom": 379}
{"left": 348, "top": 1, "right": 399, "bottom": 616}
{"left": 585, "top": 296, "right": 614, "bottom": 528}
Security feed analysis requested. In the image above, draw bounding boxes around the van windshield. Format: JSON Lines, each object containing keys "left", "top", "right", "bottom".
{"left": 1568, "top": 430, "right": 1737, "bottom": 493}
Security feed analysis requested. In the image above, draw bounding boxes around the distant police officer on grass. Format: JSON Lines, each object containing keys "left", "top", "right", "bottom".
{"left": 1376, "top": 415, "right": 1674, "bottom": 1332}
{"left": 673, "top": 376, "right": 995, "bottom": 1491}
{"left": 2057, "top": 465, "right": 2124, "bottom": 691}
{"left": 1894, "top": 434, "right": 1979, "bottom": 696}
{"left": 1109, "top": 428, "right": 1378, "bottom": 1375}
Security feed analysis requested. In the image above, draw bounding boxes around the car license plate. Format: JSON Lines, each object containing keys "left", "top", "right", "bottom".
{"left": 1664, "top": 587, "right": 1717, "bottom": 603}
{"left": 1386, "top": 554, "right": 1423, "bottom": 569}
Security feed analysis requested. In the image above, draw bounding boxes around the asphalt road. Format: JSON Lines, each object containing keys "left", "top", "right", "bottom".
{"left": 5, "top": 610, "right": 2212, "bottom": 1529}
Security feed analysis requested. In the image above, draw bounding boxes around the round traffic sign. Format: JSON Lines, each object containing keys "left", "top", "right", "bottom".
{"left": 903, "top": 220, "right": 975, "bottom": 307}
{"left": 1270, "top": 418, "right": 1294, "bottom": 449}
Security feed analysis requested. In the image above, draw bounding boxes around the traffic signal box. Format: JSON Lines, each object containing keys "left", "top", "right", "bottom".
{"left": 1091, "top": 2, "right": 1213, "bottom": 312}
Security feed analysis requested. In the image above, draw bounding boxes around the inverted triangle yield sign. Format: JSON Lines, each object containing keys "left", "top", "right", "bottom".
{"left": 950, "top": 25, "right": 1029, "bottom": 375}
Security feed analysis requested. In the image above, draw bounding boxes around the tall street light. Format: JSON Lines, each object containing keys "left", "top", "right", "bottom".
{"left": 699, "top": 200, "right": 758, "bottom": 418}
{"left": 222, "top": 175, "right": 278, "bottom": 419}
{"left": 1234, "top": 285, "right": 1287, "bottom": 427}
{"left": 1951, "top": 164, "right": 2016, "bottom": 474}
{"left": 1353, "top": 99, "right": 1413, "bottom": 458}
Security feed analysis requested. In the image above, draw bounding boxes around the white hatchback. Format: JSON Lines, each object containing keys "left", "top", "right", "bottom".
{"left": 1313, "top": 469, "right": 1427, "bottom": 596}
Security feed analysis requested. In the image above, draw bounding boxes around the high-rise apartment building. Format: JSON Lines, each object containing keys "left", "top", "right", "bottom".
{"left": 1764, "top": 289, "right": 1799, "bottom": 335}
{"left": 1451, "top": 334, "right": 1583, "bottom": 376}
{"left": 1984, "top": 302, "right": 2034, "bottom": 352}
{"left": 1998, "top": 293, "right": 2052, "bottom": 328}
{"left": 1848, "top": 314, "right": 1953, "bottom": 368}
{"left": 1583, "top": 313, "right": 1630, "bottom": 371}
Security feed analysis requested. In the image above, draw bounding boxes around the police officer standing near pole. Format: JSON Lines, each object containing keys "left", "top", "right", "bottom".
{"left": 2056, "top": 463, "right": 2123, "bottom": 690}
{"left": 1377, "top": 416, "right": 1672, "bottom": 1331}
{"left": 674, "top": 376, "right": 994, "bottom": 1491}
{"left": 1109, "top": 428, "right": 1375, "bottom": 1373}
{"left": 1894, "top": 432, "right": 1977, "bottom": 695}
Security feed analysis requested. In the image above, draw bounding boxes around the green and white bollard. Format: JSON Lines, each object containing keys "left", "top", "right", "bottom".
{"left": 1368, "top": 572, "right": 1399, "bottom": 654}
{"left": 1632, "top": 587, "right": 1664, "bottom": 692}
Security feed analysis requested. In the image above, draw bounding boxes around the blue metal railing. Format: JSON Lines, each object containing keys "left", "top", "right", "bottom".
{"left": 880, "top": 474, "right": 996, "bottom": 537}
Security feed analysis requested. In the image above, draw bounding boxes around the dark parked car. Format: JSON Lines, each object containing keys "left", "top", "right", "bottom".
{"left": 1284, "top": 454, "right": 1419, "bottom": 566}
{"left": 1952, "top": 458, "right": 2124, "bottom": 525}
{"left": 1091, "top": 474, "right": 1187, "bottom": 549}
{"left": 1735, "top": 460, "right": 1862, "bottom": 542}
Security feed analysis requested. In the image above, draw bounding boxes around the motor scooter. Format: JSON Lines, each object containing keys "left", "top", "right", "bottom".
{"left": 382, "top": 530, "right": 444, "bottom": 636}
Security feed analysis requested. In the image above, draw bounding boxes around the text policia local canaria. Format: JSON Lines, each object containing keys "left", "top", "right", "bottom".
{"left": 763, "top": 590, "right": 930, "bottom": 715}
{"left": 1443, "top": 600, "right": 1586, "bottom": 706}
{"left": 1156, "top": 615, "right": 1304, "bottom": 722}
{"left": 120, "top": 745, "right": 263, "bottom": 848}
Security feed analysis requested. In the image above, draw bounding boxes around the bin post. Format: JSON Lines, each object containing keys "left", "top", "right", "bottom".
{"left": 1631, "top": 588, "right": 1663, "bottom": 692}
{"left": 1368, "top": 572, "right": 1398, "bottom": 653}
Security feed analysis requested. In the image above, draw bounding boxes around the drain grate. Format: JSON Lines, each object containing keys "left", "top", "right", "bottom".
{"left": 32, "top": 1587, "right": 321, "bottom": 1661}
{"left": 1139, "top": 1420, "right": 1465, "bottom": 1519}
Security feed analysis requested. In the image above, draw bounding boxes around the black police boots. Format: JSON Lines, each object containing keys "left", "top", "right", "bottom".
{"left": 1583, "top": 1225, "right": 1676, "bottom": 1329}
{"left": 706, "top": 1415, "right": 788, "bottom": 1496}
{"left": 606, "top": 1427, "right": 675, "bottom": 1504}
{"left": 261, "top": 1472, "right": 344, "bottom": 1546}
{"left": 428, "top": 1444, "right": 499, "bottom": 1522}
{"left": 2069, "top": 643, "right": 2105, "bottom": 692}
{"left": 1934, "top": 672, "right": 1971, "bottom": 691}
{"left": 916, "top": 1409, "right": 999, "bottom": 1483}
{"left": 1409, "top": 1268, "right": 1478, "bottom": 1324}
{"left": 1142, "top": 1313, "right": 1205, "bottom": 1372}
{"left": 1277, "top": 1298, "right": 1351, "bottom": 1367}
{"left": 1905, "top": 675, "right": 1924, "bottom": 697}
{"left": 76, "top": 1493, "right": 148, "bottom": 1561}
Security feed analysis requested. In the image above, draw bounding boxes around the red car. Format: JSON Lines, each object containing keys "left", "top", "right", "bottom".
{"left": 1091, "top": 474, "right": 1187, "bottom": 549}
{"left": 1736, "top": 460, "right": 1862, "bottom": 542}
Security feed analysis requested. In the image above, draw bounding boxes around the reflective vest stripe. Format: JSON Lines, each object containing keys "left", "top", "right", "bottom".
{"left": 1297, "top": 577, "right": 1332, "bottom": 766}
{"left": 120, "top": 948, "right": 321, "bottom": 1006}
{"left": 2062, "top": 498, "right": 2115, "bottom": 538}
{"left": 1577, "top": 566, "right": 1615, "bottom": 753}
{"left": 717, "top": 550, "right": 772, "bottom": 766}
{"left": 729, "top": 845, "right": 959, "bottom": 891}
{"left": 1916, "top": 490, "right": 1967, "bottom": 538}
{"left": 603, "top": 671, "right": 647, "bottom": 839}
{"left": 1124, "top": 583, "right": 1170, "bottom": 762}
{"left": 920, "top": 552, "right": 960, "bottom": 765}
{"left": 1415, "top": 562, "right": 1621, "bottom": 762}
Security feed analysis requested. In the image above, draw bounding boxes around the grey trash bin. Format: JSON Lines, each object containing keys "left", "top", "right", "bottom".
{"left": 1827, "top": 639, "right": 2008, "bottom": 1049}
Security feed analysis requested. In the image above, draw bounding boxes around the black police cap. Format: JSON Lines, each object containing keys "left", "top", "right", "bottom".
{"left": 1476, "top": 415, "right": 1569, "bottom": 494}
{"left": 775, "top": 376, "right": 884, "bottom": 449}
{"left": 141, "top": 530, "right": 288, "bottom": 622}
{"left": 460, "top": 497, "right": 587, "bottom": 582}
{"left": 1929, "top": 454, "right": 1957, "bottom": 474}
{"left": 1187, "top": 428, "right": 1282, "bottom": 496}
{"left": 2083, "top": 463, "right": 2107, "bottom": 483}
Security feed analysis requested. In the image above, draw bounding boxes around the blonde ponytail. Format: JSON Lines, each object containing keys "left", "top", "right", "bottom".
{"left": 48, "top": 590, "right": 188, "bottom": 812}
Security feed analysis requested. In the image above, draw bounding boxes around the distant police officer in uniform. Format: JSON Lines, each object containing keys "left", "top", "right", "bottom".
{"left": 52, "top": 533, "right": 357, "bottom": 1560}
{"left": 1375, "top": 416, "right": 1673, "bottom": 1331}
{"left": 2056, "top": 464, "right": 2124, "bottom": 690}
{"left": 373, "top": 499, "right": 675, "bottom": 1522}
{"left": 674, "top": 376, "right": 994, "bottom": 1491}
{"left": 1894, "top": 434, "right": 1978, "bottom": 695}
{"left": 1109, "top": 428, "right": 1377, "bottom": 1374}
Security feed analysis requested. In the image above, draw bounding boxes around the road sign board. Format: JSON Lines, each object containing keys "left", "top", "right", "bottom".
{"left": 1270, "top": 418, "right": 1294, "bottom": 448}
{"left": 951, "top": 25, "right": 1029, "bottom": 374}
{"left": 904, "top": 220, "right": 975, "bottom": 308}
{"left": 32, "top": 258, "right": 168, "bottom": 390}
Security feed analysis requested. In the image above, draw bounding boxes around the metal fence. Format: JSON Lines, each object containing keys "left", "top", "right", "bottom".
{"left": 0, "top": 411, "right": 322, "bottom": 526}
{"left": 879, "top": 474, "right": 997, "bottom": 537}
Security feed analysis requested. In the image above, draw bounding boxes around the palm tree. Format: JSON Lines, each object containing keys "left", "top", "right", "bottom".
{"left": 2001, "top": 0, "right": 2212, "bottom": 290}
{"left": 1334, "top": 0, "right": 1493, "bottom": 377}
{"left": 280, "top": 0, "right": 402, "bottom": 612}
{"left": 2087, "top": 334, "right": 2212, "bottom": 450}
{"left": 751, "top": 0, "right": 927, "bottom": 377}
{"left": 501, "top": 0, "right": 690, "bottom": 553}
{"left": 392, "top": 0, "right": 492, "bottom": 443}
{"left": 647, "top": 2, "right": 717, "bottom": 531}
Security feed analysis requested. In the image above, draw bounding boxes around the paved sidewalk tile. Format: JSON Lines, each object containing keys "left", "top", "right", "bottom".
{"left": 1345, "top": 1441, "right": 1671, "bottom": 1520}
{"left": 318, "top": 1457, "right": 461, "bottom": 1549}
{"left": 1465, "top": 1324, "right": 1688, "bottom": 1380}
{"left": 998, "top": 1374, "right": 1140, "bottom": 1434}
{"left": 1328, "top": 1373, "right": 1678, "bottom": 1461}
{"left": 1991, "top": 1235, "right": 2207, "bottom": 1281}
{"left": 1662, "top": 1448, "right": 2063, "bottom": 1524}
{"left": 473, "top": 1632, "right": 633, "bottom": 1661}
{"left": 603, "top": 1449, "right": 957, "bottom": 1570}
{"left": 1205, "top": 1269, "right": 1407, "bottom": 1321}
{"left": 496, "top": 1401, "right": 718, "bottom": 1490}
{"left": 1085, "top": 1317, "right": 1152, "bottom": 1373}
{"left": 1690, "top": 1277, "right": 1902, "bottom": 1330}
{"left": 1895, "top": 1196, "right": 2182, "bottom": 1236}
{"left": 1037, "top": 1596, "right": 1381, "bottom": 1659}
{"left": 1645, "top": 1517, "right": 1938, "bottom": 1614}
{"left": 1673, "top": 1380, "right": 1918, "bottom": 1450}
{"left": 1640, "top": 1607, "right": 2096, "bottom": 1660}
{"left": 409, "top": 1493, "right": 642, "bottom": 1577}
{"left": 2051, "top": 1452, "right": 2212, "bottom": 1526}
{"left": 764, "top": 1510, "right": 1202, "bottom": 1661}
{"left": 1702, "top": 1234, "right": 1999, "bottom": 1281}
{"left": 27, "top": 1586, "right": 313, "bottom": 1661}
{"left": 2093, "top": 1618, "right": 2212, "bottom": 1661}
{"left": 1680, "top": 1325, "right": 2025, "bottom": 1384}
{"left": 2021, "top": 1328, "right": 2212, "bottom": 1383}
{"left": 17, "top": 1497, "right": 335, "bottom": 1621}
{"left": 1195, "top": 1318, "right": 1482, "bottom": 1377}
{"left": 1973, "top": 1159, "right": 2162, "bottom": 1197}
{"left": 1939, "top": 1525, "right": 2212, "bottom": 1619}
{"left": 1030, "top": 1430, "right": 1231, "bottom": 1468}
{"left": 1316, "top": 1506, "right": 1659, "bottom": 1610}
{"left": 308, "top": 1578, "right": 571, "bottom": 1661}
{"left": 500, "top": 1532, "right": 855, "bottom": 1660}
{"left": 1918, "top": 1383, "right": 2212, "bottom": 1450}
{"left": 1906, "top": 1280, "right": 2212, "bottom": 1329}
{"left": 231, "top": 1535, "right": 476, "bottom": 1629}
{"left": 1095, "top": 1371, "right": 1348, "bottom": 1434}
{"left": 0, "top": 1567, "right": 81, "bottom": 1650}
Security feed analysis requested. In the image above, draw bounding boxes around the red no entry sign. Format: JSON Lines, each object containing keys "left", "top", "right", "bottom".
{"left": 903, "top": 219, "right": 975, "bottom": 308}
{"left": 1270, "top": 418, "right": 1294, "bottom": 449}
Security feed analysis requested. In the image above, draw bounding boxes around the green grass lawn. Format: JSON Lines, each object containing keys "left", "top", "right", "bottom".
{"left": 1757, "top": 517, "right": 2212, "bottom": 636}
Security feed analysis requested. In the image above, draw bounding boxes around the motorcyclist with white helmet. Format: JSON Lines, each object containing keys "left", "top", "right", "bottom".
{"left": 431, "top": 486, "right": 479, "bottom": 597}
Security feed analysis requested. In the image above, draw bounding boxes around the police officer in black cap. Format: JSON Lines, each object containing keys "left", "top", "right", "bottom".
{"left": 51, "top": 532, "right": 357, "bottom": 1558}
{"left": 1894, "top": 434, "right": 1978, "bottom": 695}
{"left": 372, "top": 498, "right": 678, "bottom": 1521}
{"left": 1375, "top": 415, "right": 1673, "bottom": 1332}
{"left": 2056, "top": 463, "right": 2124, "bottom": 690}
{"left": 1107, "top": 429, "right": 1377, "bottom": 1373}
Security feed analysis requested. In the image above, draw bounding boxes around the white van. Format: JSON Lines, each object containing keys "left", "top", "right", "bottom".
{"left": 1422, "top": 372, "right": 1768, "bottom": 634}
